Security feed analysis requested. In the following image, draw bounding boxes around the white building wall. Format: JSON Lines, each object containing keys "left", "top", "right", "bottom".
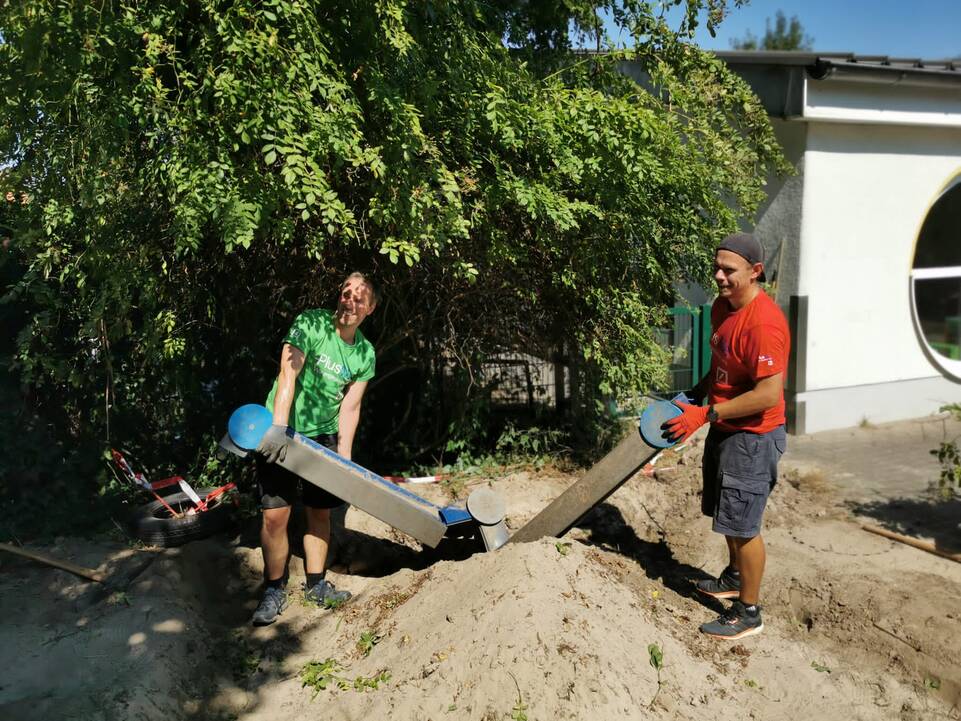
{"left": 795, "top": 121, "right": 961, "bottom": 431}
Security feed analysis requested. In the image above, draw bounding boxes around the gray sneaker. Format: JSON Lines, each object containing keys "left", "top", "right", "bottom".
{"left": 695, "top": 567, "right": 741, "bottom": 600}
{"left": 252, "top": 586, "right": 289, "bottom": 626}
{"left": 700, "top": 600, "right": 764, "bottom": 640}
{"left": 304, "top": 578, "right": 352, "bottom": 608}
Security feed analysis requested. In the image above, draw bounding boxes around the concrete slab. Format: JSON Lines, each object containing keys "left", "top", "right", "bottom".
{"left": 782, "top": 413, "right": 961, "bottom": 503}
{"left": 781, "top": 412, "right": 961, "bottom": 551}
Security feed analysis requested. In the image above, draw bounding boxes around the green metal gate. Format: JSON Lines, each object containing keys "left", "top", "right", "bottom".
{"left": 657, "top": 304, "right": 712, "bottom": 395}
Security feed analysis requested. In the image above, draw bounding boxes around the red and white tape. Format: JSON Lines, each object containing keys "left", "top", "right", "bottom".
{"left": 640, "top": 442, "right": 688, "bottom": 477}
{"left": 382, "top": 474, "right": 447, "bottom": 485}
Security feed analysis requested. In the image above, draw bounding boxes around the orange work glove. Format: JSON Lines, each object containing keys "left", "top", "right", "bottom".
{"left": 661, "top": 402, "right": 710, "bottom": 444}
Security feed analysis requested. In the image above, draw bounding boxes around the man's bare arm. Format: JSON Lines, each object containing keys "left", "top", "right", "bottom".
{"left": 337, "top": 380, "right": 368, "bottom": 461}
{"left": 714, "top": 373, "right": 783, "bottom": 421}
{"left": 272, "top": 343, "right": 305, "bottom": 426}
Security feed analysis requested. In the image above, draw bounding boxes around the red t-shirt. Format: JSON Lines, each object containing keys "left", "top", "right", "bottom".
{"left": 708, "top": 290, "right": 790, "bottom": 434}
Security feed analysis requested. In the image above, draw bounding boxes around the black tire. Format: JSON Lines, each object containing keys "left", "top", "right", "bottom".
{"left": 130, "top": 487, "right": 235, "bottom": 547}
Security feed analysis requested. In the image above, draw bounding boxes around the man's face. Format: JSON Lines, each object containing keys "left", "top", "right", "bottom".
{"left": 714, "top": 249, "right": 761, "bottom": 300}
{"left": 335, "top": 277, "right": 376, "bottom": 328}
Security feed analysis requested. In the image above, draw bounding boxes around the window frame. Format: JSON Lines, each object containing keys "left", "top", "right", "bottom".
{"left": 909, "top": 174, "right": 961, "bottom": 382}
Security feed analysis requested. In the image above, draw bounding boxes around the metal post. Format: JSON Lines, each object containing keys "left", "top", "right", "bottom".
{"left": 787, "top": 295, "right": 808, "bottom": 435}
{"left": 697, "top": 303, "right": 712, "bottom": 385}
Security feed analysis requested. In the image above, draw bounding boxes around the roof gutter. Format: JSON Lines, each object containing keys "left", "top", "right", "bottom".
{"left": 810, "top": 60, "right": 961, "bottom": 90}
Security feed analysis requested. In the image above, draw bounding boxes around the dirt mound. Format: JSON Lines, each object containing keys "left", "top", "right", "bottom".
{"left": 2, "top": 439, "right": 960, "bottom": 720}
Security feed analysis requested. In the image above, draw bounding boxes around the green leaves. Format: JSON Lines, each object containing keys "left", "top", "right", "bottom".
{"left": 933, "top": 404, "right": 961, "bottom": 496}
{"left": 0, "top": 0, "right": 787, "bottom": 485}
{"left": 648, "top": 642, "right": 664, "bottom": 707}
{"left": 648, "top": 643, "right": 664, "bottom": 671}
{"left": 300, "top": 658, "right": 391, "bottom": 697}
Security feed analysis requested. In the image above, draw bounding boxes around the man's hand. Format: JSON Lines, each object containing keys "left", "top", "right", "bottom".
{"left": 661, "top": 402, "right": 710, "bottom": 444}
{"left": 257, "top": 424, "right": 290, "bottom": 464}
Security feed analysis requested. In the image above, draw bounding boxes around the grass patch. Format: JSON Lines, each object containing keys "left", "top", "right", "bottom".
{"left": 300, "top": 658, "right": 390, "bottom": 698}
{"left": 223, "top": 631, "right": 263, "bottom": 682}
{"left": 357, "top": 630, "right": 382, "bottom": 657}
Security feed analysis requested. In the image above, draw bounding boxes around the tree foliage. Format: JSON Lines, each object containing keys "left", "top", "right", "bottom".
{"left": 0, "top": 1, "right": 787, "bottom": 525}
{"left": 731, "top": 10, "right": 814, "bottom": 51}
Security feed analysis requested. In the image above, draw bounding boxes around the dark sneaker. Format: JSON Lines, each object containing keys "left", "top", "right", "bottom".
{"left": 700, "top": 601, "right": 764, "bottom": 640}
{"left": 696, "top": 567, "right": 741, "bottom": 600}
{"left": 304, "top": 578, "right": 352, "bottom": 608}
{"left": 252, "top": 586, "right": 289, "bottom": 626}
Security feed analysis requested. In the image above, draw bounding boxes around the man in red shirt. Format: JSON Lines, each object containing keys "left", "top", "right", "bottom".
{"left": 662, "top": 233, "right": 790, "bottom": 640}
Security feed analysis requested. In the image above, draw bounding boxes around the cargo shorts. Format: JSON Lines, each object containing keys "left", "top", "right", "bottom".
{"left": 256, "top": 432, "right": 346, "bottom": 510}
{"left": 701, "top": 425, "right": 786, "bottom": 538}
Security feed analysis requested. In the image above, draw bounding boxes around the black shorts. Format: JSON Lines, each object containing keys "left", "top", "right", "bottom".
{"left": 702, "top": 425, "right": 786, "bottom": 538}
{"left": 256, "top": 433, "right": 346, "bottom": 510}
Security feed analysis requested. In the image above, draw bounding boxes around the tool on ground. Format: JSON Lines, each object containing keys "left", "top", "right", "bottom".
{"left": 508, "top": 394, "right": 689, "bottom": 544}
{"left": 0, "top": 542, "right": 107, "bottom": 584}
{"left": 0, "top": 541, "right": 162, "bottom": 597}
{"left": 861, "top": 523, "right": 961, "bottom": 564}
{"left": 220, "top": 405, "right": 509, "bottom": 551}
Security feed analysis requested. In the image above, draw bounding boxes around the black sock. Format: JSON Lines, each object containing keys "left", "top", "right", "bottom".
{"left": 306, "top": 572, "right": 325, "bottom": 588}
{"left": 725, "top": 566, "right": 740, "bottom": 577}
{"left": 266, "top": 576, "right": 286, "bottom": 590}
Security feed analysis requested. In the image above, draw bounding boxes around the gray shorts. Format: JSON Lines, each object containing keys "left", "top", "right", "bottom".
{"left": 702, "top": 425, "right": 786, "bottom": 538}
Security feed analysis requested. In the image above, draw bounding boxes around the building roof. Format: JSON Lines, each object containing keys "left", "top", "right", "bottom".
{"left": 715, "top": 51, "right": 961, "bottom": 89}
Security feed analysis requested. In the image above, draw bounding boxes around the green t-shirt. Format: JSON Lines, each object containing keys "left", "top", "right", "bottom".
{"left": 265, "top": 309, "right": 376, "bottom": 436}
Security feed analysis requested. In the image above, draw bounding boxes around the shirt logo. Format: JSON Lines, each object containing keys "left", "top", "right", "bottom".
{"left": 712, "top": 332, "right": 730, "bottom": 356}
{"left": 716, "top": 367, "right": 729, "bottom": 385}
{"left": 758, "top": 354, "right": 774, "bottom": 367}
{"left": 315, "top": 352, "right": 344, "bottom": 378}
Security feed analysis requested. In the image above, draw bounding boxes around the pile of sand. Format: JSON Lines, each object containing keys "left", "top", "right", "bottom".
{"left": 2, "top": 437, "right": 960, "bottom": 720}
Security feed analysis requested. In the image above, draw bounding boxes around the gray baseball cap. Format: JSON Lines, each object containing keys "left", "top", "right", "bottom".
{"left": 718, "top": 232, "right": 767, "bottom": 282}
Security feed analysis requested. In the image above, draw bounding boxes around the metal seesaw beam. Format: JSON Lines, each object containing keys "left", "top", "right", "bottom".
{"left": 222, "top": 405, "right": 507, "bottom": 550}
{"left": 507, "top": 395, "right": 685, "bottom": 544}
{"left": 507, "top": 431, "right": 662, "bottom": 544}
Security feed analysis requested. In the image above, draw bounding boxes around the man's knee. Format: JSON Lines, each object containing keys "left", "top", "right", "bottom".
{"left": 729, "top": 534, "right": 761, "bottom": 549}
{"left": 262, "top": 506, "right": 291, "bottom": 536}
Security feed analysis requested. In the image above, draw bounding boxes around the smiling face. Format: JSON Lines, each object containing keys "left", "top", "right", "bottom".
{"left": 714, "top": 249, "right": 763, "bottom": 308}
{"left": 334, "top": 275, "right": 376, "bottom": 331}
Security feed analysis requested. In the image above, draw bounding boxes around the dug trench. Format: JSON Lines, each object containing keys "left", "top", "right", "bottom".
{"left": 1, "top": 436, "right": 959, "bottom": 720}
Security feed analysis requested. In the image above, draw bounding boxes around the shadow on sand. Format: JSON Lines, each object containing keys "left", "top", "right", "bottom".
{"left": 176, "top": 505, "right": 487, "bottom": 720}
{"left": 847, "top": 493, "right": 961, "bottom": 556}
{"left": 574, "top": 501, "right": 725, "bottom": 614}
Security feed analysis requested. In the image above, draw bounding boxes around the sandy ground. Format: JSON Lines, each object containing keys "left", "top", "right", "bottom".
{"left": 2, "top": 433, "right": 961, "bottom": 721}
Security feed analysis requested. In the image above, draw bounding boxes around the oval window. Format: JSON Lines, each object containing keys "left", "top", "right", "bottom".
{"left": 910, "top": 176, "right": 961, "bottom": 381}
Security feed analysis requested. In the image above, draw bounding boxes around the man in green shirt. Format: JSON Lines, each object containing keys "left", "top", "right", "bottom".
{"left": 251, "top": 272, "right": 378, "bottom": 626}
